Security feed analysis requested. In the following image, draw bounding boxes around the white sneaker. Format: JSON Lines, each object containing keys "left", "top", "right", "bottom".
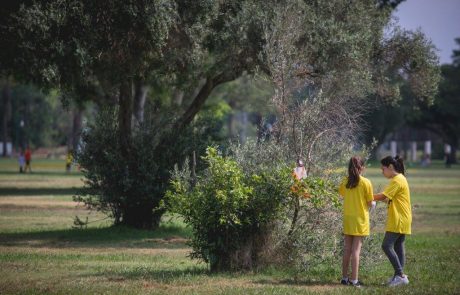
{"left": 388, "top": 275, "right": 409, "bottom": 287}
{"left": 387, "top": 275, "right": 408, "bottom": 283}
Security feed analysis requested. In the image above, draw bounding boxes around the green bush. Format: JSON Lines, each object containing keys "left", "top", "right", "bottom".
{"left": 167, "top": 139, "right": 385, "bottom": 272}
{"left": 165, "top": 145, "right": 350, "bottom": 272}
{"left": 74, "top": 108, "right": 166, "bottom": 229}
{"left": 74, "top": 102, "right": 230, "bottom": 230}
{"left": 165, "top": 147, "right": 291, "bottom": 271}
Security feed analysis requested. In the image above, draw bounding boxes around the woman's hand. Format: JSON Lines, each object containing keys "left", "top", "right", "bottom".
{"left": 373, "top": 193, "right": 387, "bottom": 202}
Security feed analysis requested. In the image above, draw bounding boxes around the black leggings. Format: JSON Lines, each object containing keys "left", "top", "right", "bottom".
{"left": 382, "top": 232, "right": 406, "bottom": 276}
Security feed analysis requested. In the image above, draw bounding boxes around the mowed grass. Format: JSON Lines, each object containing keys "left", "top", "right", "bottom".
{"left": 0, "top": 159, "right": 459, "bottom": 294}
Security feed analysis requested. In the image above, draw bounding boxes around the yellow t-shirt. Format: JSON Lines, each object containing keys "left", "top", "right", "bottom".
{"left": 383, "top": 173, "right": 412, "bottom": 234}
{"left": 339, "top": 176, "right": 374, "bottom": 236}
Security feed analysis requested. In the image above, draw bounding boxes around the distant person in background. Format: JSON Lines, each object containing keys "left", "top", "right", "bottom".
{"left": 66, "top": 150, "right": 73, "bottom": 173}
{"left": 293, "top": 159, "right": 307, "bottom": 180}
{"left": 444, "top": 144, "right": 452, "bottom": 168}
{"left": 18, "top": 150, "right": 25, "bottom": 173}
{"left": 24, "top": 147, "right": 32, "bottom": 173}
{"left": 290, "top": 159, "right": 308, "bottom": 199}
{"left": 420, "top": 153, "right": 430, "bottom": 167}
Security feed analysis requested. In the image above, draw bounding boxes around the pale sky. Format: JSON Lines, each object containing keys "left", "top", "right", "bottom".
{"left": 393, "top": 0, "right": 460, "bottom": 65}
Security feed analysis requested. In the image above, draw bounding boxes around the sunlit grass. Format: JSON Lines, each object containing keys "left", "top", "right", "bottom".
{"left": 0, "top": 158, "right": 459, "bottom": 294}
{"left": 0, "top": 158, "right": 81, "bottom": 172}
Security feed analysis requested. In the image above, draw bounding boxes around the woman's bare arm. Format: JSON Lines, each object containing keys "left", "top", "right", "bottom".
{"left": 373, "top": 193, "right": 388, "bottom": 202}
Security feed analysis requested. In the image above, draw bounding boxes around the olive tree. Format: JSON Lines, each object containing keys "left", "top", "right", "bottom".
{"left": 4, "top": 0, "right": 439, "bottom": 229}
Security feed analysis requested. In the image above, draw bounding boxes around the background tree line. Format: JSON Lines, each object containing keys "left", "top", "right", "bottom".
{"left": 361, "top": 38, "right": 460, "bottom": 163}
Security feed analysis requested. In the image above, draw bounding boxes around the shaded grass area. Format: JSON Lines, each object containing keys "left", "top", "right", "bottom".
{"left": 0, "top": 160, "right": 459, "bottom": 294}
{"left": 0, "top": 224, "right": 192, "bottom": 249}
{"left": 0, "top": 187, "right": 78, "bottom": 196}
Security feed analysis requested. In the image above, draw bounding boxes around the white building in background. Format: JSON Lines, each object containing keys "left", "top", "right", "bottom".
{"left": 444, "top": 144, "right": 452, "bottom": 155}
{"left": 375, "top": 125, "right": 458, "bottom": 165}
{"left": 390, "top": 141, "right": 397, "bottom": 157}
{"left": 0, "top": 142, "right": 13, "bottom": 156}
{"left": 424, "top": 141, "right": 432, "bottom": 157}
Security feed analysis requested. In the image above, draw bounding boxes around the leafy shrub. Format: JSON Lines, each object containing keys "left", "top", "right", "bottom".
{"left": 165, "top": 147, "right": 291, "bottom": 271}
{"left": 74, "top": 102, "right": 230, "bottom": 229}
{"left": 74, "top": 108, "right": 167, "bottom": 229}
{"left": 270, "top": 174, "right": 343, "bottom": 271}
{"left": 230, "top": 140, "right": 385, "bottom": 273}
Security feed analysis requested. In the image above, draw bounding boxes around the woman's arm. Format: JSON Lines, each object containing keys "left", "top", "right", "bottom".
{"left": 373, "top": 193, "right": 388, "bottom": 202}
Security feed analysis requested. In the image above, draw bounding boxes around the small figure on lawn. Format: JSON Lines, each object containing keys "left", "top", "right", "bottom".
{"left": 24, "top": 146, "right": 32, "bottom": 173}
{"left": 66, "top": 149, "right": 74, "bottom": 173}
{"left": 18, "top": 149, "right": 25, "bottom": 173}
{"left": 293, "top": 159, "right": 307, "bottom": 180}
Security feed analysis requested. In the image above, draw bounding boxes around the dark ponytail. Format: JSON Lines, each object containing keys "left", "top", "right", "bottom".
{"left": 346, "top": 156, "right": 364, "bottom": 188}
{"left": 381, "top": 155, "right": 405, "bottom": 175}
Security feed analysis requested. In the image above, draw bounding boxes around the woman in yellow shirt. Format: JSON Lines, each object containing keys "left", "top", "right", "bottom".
{"left": 338, "top": 156, "right": 374, "bottom": 287}
{"left": 374, "top": 155, "right": 411, "bottom": 287}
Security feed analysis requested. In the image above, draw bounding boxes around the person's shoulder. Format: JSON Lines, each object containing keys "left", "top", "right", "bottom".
{"left": 394, "top": 173, "right": 409, "bottom": 186}
{"left": 392, "top": 173, "right": 404, "bottom": 182}
{"left": 359, "top": 176, "right": 372, "bottom": 186}
{"left": 359, "top": 175, "right": 370, "bottom": 182}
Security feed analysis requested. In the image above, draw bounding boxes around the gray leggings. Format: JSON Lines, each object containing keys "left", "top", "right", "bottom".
{"left": 382, "top": 232, "right": 406, "bottom": 276}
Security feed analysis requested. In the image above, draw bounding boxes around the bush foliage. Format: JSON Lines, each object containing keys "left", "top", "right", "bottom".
{"left": 166, "top": 147, "right": 290, "bottom": 271}
{"left": 166, "top": 145, "right": 366, "bottom": 272}
{"left": 166, "top": 139, "right": 386, "bottom": 273}
{"left": 74, "top": 102, "right": 230, "bottom": 229}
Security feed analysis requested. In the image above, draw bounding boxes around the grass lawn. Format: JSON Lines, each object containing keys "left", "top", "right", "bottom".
{"left": 0, "top": 159, "right": 459, "bottom": 294}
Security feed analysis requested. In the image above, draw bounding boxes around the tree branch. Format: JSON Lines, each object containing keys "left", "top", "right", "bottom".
{"left": 173, "top": 71, "right": 242, "bottom": 131}
{"left": 306, "top": 128, "right": 336, "bottom": 176}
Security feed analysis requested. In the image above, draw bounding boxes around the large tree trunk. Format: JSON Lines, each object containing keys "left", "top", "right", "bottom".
{"left": 118, "top": 80, "right": 161, "bottom": 230}
{"left": 451, "top": 148, "right": 457, "bottom": 165}
{"left": 118, "top": 81, "right": 133, "bottom": 159}
{"left": 120, "top": 72, "right": 241, "bottom": 230}
{"left": 173, "top": 72, "right": 242, "bottom": 131}
{"left": 210, "top": 228, "right": 270, "bottom": 272}
{"left": 133, "top": 79, "right": 148, "bottom": 125}
{"left": 71, "top": 107, "right": 84, "bottom": 151}
{"left": 2, "top": 81, "right": 12, "bottom": 157}
{"left": 227, "top": 113, "right": 236, "bottom": 139}
{"left": 447, "top": 132, "right": 458, "bottom": 164}
{"left": 172, "top": 88, "right": 184, "bottom": 107}
{"left": 449, "top": 141, "right": 458, "bottom": 165}
{"left": 227, "top": 100, "right": 236, "bottom": 139}
{"left": 239, "top": 111, "right": 248, "bottom": 144}
{"left": 254, "top": 112, "right": 264, "bottom": 142}
{"left": 123, "top": 203, "right": 154, "bottom": 230}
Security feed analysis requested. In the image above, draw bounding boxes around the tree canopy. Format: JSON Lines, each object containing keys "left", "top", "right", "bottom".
{"left": 1, "top": 0, "right": 441, "bottom": 228}
{"left": 408, "top": 40, "right": 460, "bottom": 160}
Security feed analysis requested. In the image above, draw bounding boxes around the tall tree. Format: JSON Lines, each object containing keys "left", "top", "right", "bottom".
{"left": 407, "top": 39, "right": 460, "bottom": 162}
{"left": 1, "top": 80, "right": 12, "bottom": 156}
{"left": 3, "top": 0, "right": 440, "bottom": 229}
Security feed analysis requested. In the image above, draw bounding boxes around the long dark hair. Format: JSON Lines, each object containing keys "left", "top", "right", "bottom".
{"left": 346, "top": 156, "right": 364, "bottom": 189}
{"left": 381, "top": 155, "right": 405, "bottom": 175}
